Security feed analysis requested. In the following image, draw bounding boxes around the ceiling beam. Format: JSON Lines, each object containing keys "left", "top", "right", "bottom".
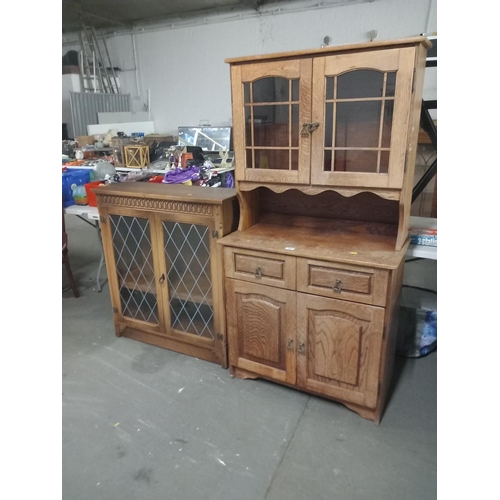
{"left": 63, "top": 1, "right": 133, "bottom": 28}
{"left": 241, "top": 1, "right": 264, "bottom": 11}
{"left": 78, "top": 11, "right": 132, "bottom": 28}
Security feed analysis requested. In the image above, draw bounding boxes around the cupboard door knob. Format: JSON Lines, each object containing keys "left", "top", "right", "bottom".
{"left": 297, "top": 342, "right": 306, "bottom": 354}
{"left": 333, "top": 279, "right": 342, "bottom": 293}
{"left": 159, "top": 273, "right": 165, "bottom": 284}
{"left": 287, "top": 339, "right": 294, "bottom": 350}
{"left": 254, "top": 266, "right": 262, "bottom": 279}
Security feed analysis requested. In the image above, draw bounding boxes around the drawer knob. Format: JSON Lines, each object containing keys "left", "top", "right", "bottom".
{"left": 297, "top": 342, "right": 306, "bottom": 354}
{"left": 287, "top": 339, "right": 294, "bottom": 350}
{"left": 333, "top": 279, "right": 342, "bottom": 293}
{"left": 254, "top": 266, "right": 262, "bottom": 279}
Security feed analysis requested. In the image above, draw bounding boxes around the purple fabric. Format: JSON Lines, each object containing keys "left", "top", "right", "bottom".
{"left": 162, "top": 166, "right": 200, "bottom": 184}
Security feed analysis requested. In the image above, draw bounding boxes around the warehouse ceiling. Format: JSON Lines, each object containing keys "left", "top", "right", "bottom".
{"left": 62, "top": 0, "right": 370, "bottom": 34}
{"left": 62, "top": 0, "right": 272, "bottom": 33}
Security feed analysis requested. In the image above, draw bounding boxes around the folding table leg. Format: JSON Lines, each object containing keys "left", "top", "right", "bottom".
{"left": 94, "top": 220, "right": 108, "bottom": 292}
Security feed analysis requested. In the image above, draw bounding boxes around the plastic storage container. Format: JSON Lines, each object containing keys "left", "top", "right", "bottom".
{"left": 62, "top": 169, "right": 91, "bottom": 207}
{"left": 396, "top": 286, "right": 437, "bottom": 358}
{"left": 84, "top": 181, "right": 106, "bottom": 207}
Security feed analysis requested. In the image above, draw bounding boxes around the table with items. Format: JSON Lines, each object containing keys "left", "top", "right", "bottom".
{"left": 63, "top": 135, "right": 236, "bottom": 292}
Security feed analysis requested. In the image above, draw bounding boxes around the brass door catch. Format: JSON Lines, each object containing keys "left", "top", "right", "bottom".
{"left": 300, "top": 122, "right": 320, "bottom": 136}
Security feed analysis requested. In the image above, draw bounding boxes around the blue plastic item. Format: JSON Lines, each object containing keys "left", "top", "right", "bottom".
{"left": 397, "top": 307, "right": 437, "bottom": 358}
{"left": 420, "top": 310, "right": 437, "bottom": 356}
{"left": 62, "top": 169, "right": 91, "bottom": 207}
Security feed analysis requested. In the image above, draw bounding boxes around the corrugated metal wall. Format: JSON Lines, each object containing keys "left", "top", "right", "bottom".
{"left": 70, "top": 92, "right": 131, "bottom": 137}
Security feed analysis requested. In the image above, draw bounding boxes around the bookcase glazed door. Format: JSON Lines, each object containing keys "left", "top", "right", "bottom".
{"left": 106, "top": 211, "right": 166, "bottom": 336}
{"left": 231, "top": 58, "right": 313, "bottom": 185}
{"left": 157, "top": 216, "right": 220, "bottom": 352}
{"left": 310, "top": 47, "right": 416, "bottom": 189}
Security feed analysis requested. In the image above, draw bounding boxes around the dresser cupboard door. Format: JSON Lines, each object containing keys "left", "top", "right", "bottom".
{"left": 226, "top": 280, "right": 297, "bottom": 384}
{"left": 310, "top": 47, "right": 416, "bottom": 189}
{"left": 296, "top": 293, "right": 385, "bottom": 409}
{"left": 231, "top": 58, "right": 313, "bottom": 185}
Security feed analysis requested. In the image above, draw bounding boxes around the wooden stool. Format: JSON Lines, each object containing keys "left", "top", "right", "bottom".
{"left": 124, "top": 144, "right": 150, "bottom": 168}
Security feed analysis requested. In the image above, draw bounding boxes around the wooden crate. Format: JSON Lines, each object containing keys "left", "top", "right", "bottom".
{"left": 124, "top": 144, "right": 150, "bottom": 168}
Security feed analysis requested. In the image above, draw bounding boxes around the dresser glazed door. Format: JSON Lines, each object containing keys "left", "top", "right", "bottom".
{"left": 231, "top": 58, "right": 312, "bottom": 184}
{"left": 311, "top": 47, "right": 416, "bottom": 189}
{"left": 296, "top": 293, "right": 385, "bottom": 409}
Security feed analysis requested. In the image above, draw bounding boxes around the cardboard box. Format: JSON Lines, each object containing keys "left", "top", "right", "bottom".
{"left": 76, "top": 135, "right": 95, "bottom": 148}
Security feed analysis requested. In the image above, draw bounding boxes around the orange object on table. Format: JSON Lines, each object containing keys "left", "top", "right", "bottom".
{"left": 148, "top": 175, "right": 165, "bottom": 183}
{"left": 84, "top": 181, "right": 106, "bottom": 207}
{"left": 181, "top": 153, "right": 193, "bottom": 167}
{"left": 64, "top": 160, "right": 86, "bottom": 166}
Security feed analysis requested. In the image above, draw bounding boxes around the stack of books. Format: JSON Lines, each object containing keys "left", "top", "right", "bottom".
{"left": 409, "top": 227, "right": 437, "bottom": 247}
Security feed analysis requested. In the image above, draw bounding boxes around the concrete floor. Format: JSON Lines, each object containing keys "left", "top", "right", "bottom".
{"left": 62, "top": 213, "right": 437, "bottom": 500}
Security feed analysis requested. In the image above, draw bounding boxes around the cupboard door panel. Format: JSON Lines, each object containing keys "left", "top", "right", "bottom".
{"left": 297, "top": 293, "right": 384, "bottom": 408}
{"left": 239, "top": 296, "right": 281, "bottom": 363}
{"left": 226, "top": 280, "right": 296, "bottom": 384}
{"left": 312, "top": 315, "right": 361, "bottom": 385}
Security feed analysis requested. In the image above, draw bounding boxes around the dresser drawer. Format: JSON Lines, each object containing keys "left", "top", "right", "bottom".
{"left": 224, "top": 247, "right": 296, "bottom": 289}
{"left": 297, "top": 259, "right": 389, "bottom": 306}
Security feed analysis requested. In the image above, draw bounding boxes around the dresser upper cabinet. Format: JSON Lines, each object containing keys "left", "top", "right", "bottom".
{"left": 228, "top": 39, "right": 429, "bottom": 191}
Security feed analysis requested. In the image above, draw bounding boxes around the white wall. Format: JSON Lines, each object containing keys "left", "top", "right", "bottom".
{"left": 62, "top": 0, "right": 437, "bottom": 135}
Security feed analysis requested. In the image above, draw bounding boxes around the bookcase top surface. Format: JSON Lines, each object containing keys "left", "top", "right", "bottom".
{"left": 95, "top": 182, "right": 237, "bottom": 204}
